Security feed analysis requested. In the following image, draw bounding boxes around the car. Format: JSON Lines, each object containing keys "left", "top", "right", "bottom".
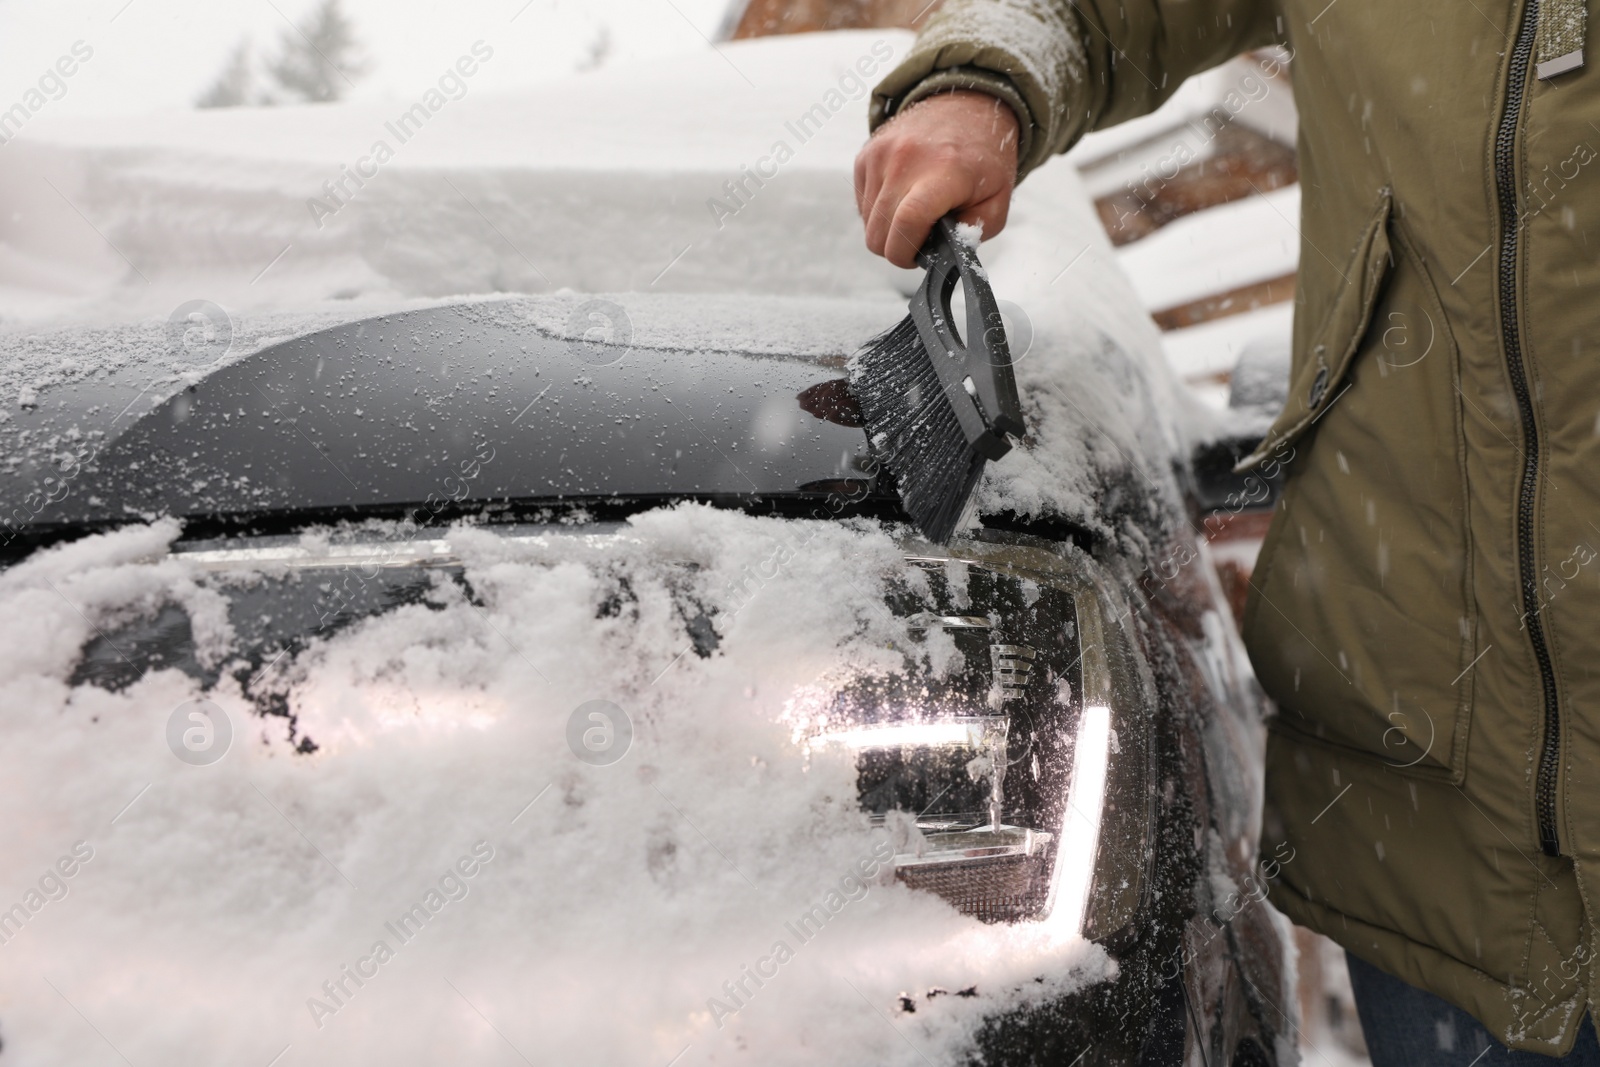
{"left": 0, "top": 30, "right": 1293, "bottom": 1067}
{"left": 0, "top": 291, "right": 1292, "bottom": 1066}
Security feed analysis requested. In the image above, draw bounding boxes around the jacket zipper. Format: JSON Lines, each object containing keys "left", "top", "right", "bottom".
{"left": 1494, "top": 0, "right": 1563, "bottom": 857}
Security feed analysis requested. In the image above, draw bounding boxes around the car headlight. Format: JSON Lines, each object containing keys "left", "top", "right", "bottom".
{"left": 799, "top": 536, "right": 1151, "bottom": 940}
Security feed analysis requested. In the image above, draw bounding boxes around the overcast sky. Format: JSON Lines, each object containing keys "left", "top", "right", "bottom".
{"left": 0, "top": 0, "right": 738, "bottom": 119}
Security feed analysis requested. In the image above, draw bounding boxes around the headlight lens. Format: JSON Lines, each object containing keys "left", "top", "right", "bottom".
{"left": 800, "top": 548, "right": 1123, "bottom": 935}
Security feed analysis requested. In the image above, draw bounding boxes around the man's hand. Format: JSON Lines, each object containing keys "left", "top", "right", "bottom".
{"left": 854, "top": 90, "right": 1020, "bottom": 268}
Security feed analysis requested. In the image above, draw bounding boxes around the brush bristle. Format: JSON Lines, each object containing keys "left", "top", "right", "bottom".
{"left": 850, "top": 316, "right": 985, "bottom": 543}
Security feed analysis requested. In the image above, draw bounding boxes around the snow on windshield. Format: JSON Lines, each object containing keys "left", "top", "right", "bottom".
{"left": 0, "top": 508, "right": 1109, "bottom": 1065}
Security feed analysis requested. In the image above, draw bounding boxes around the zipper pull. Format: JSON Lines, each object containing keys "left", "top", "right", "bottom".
{"left": 1537, "top": 0, "right": 1586, "bottom": 79}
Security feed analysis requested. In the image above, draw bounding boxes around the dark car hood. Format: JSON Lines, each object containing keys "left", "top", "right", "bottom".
{"left": 3, "top": 297, "right": 899, "bottom": 540}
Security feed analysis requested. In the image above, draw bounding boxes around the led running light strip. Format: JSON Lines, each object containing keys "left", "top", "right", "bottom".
{"left": 816, "top": 720, "right": 990, "bottom": 749}
{"left": 1043, "top": 703, "right": 1112, "bottom": 938}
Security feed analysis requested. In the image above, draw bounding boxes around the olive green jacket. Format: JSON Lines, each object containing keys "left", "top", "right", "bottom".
{"left": 872, "top": 0, "right": 1600, "bottom": 1053}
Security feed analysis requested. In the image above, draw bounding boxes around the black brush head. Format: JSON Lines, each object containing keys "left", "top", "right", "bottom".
{"left": 852, "top": 317, "right": 984, "bottom": 542}
{"left": 849, "top": 219, "right": 1025, "bottom": 544}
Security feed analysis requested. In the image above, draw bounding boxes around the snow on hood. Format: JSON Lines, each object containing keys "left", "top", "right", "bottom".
{"left": 0, "top": 508, "right": 1110, "bottom": 1066}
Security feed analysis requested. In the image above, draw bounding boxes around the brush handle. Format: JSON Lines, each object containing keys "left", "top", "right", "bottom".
{"left": 909, "top": 217, "right": 1025, "bottom": 461}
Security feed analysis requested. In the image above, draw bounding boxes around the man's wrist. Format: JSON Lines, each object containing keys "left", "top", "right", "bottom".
{"left": 871, "top": 67, "right": 1033, "bottom": 181}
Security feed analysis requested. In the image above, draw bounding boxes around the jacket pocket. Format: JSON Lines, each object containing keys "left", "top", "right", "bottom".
{"left": 1241, "top": 193, "right": 1477, "bottom": 782}
{"left": 1236, "top": 190, "right": 1393, "bottom": 473}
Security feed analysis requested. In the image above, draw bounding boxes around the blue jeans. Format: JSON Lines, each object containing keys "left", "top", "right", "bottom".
{"left": 1347, "top": 952, "right": 1600, "bottom": 1065}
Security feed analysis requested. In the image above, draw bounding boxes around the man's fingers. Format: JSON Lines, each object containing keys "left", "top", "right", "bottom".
{"left": 866, "top": 160, "right": 947, "bottom": 262}
{"left": 858, "top": 153, "right": 889, "bottom": 252}
{"left": 885, "top": 191, "right": 945, "bottom": 268}
{"left": 853, "top": 147, "right": 874, "bottom": 220}
{"left": 883, "top": 166, "right": 979, "bottom": 266}
{"left": 863, "top": 182, "right": 903, "bottom": 259}
{"left": 958, "top": 187, "right": 1012, "bottom": 243}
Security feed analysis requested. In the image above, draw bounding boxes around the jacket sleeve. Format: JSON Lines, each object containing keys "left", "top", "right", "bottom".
{"left": 869, "top": 0, "right": 1284, "bottom": 179}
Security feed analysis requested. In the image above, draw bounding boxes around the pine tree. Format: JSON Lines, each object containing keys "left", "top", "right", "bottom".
{"left": 265, "top": 0, "right": 367, "bottom": 105}
{"left": 196, "top": 39, "right": 254, "bottom": 109}
{"left": 577, "top": 26, "right": 613, "bottom": 72}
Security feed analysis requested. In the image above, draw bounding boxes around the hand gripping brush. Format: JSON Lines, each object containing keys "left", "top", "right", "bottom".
{"left": 849, "top": 217, "right": 1026, "bottom": 543}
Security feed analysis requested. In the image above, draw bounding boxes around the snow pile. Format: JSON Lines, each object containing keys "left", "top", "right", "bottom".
{"left": 0, "top": 509, "right": 1110, "bottom": 1066}
{"left": 1225, "top": 327, "right": 1293, "bottom": 430}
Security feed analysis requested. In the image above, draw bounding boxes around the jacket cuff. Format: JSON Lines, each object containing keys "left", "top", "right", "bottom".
{"left": 870, "top": 68, "right": 1035, "bottom": 180}
{"left": 867, "top": 0, "right": 1091, "bottom": 181}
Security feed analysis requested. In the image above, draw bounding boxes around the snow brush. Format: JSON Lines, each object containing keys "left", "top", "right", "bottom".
{"left": 849, "top": 216, "right": 1025, "bottom": 544}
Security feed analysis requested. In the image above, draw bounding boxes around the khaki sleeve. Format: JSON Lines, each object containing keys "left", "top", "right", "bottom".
{"left": 869, "top": 0, "right": 1284, "bottom": 179}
